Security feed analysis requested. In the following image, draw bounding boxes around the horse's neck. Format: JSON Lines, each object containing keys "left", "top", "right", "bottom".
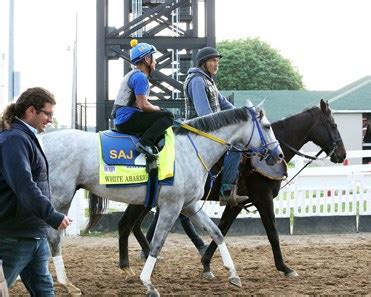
{"left": 181, "top": 125, "right": 240, "bottom": 169}
{"left": 273, "top": 110, "right": 315, "bottom": 162}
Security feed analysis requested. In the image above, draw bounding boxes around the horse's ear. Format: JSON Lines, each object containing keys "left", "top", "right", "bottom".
{"left": 255, "top": 99, "right": 266, "bottom": 109}
{"left": 320, "top": 99, "right": 329, "bottom": 114}
{"left": 245, "top": 99, "right": 253, "bottom": 107}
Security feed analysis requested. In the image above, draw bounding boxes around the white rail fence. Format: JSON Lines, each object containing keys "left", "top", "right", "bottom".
{"left": 65, "top": 150, "right": 371, "bottom": 235}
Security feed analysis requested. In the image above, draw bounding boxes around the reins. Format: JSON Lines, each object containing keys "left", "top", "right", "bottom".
{"left": 279, "top": 149, "right": 323, "bottom": 190}
{"left": 179, "top": 122, "right": 229, "bottom": 145}
{"left": 181, "top": 125, "right": 230, "bottom": 207}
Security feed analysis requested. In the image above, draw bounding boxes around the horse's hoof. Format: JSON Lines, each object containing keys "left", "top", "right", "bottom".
{"left": 66, "top": 282, "right": 82, "bottom": 296}
{"left": 286, "top": 270, "right": 299, "bottom": 277}
{"left": 146, "top": 288, "right": 160, "bottom": 297}
{"left": 229, "top": 276, "right": 242, "bottom": 288}
{"left": 202, "top": 271, "right": 215, "bottom": 279}
{"left": 121, "top": 266, "right": 136, "bottom": 279}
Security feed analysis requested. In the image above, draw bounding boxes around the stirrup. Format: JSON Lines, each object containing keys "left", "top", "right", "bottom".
{"left": 135, "top": 142, "right": 158, "bottom": 158}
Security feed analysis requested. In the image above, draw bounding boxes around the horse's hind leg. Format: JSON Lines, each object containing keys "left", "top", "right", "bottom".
{"left": 118, "top": 204, "right": 149, "bottom": 278}
{"left": 48, "top": 229, "right": 82, "bottom": 296}
{"left": 182, "top": 207, "right": 241, "bottom": 288}
{"left": 49, "top": 189, "right": 82, "bottom": 296}
{"left": 132, "top": 211, "right": 151, "bottom": 258}
{"left": 140, "top": 204, "right": 181, "bottom": 297}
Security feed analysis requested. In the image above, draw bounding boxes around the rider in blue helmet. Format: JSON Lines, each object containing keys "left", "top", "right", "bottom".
{"left": 130, "top": 42, "right": 157, "bottom": 65}
{"left": 111, "top": 39, "right": 174, "bottom": 159}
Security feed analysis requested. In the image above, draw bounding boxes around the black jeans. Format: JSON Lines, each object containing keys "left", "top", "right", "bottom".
{"left": 116, "top": 110, "right": 174, "bottom": 147}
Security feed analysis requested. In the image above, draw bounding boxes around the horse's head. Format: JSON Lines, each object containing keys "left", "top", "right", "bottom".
{"left": 241, "top": 101, "right": 284, "bottom": 165}
{"left": 310, "top": 99, "right": 346, "bottom": 163}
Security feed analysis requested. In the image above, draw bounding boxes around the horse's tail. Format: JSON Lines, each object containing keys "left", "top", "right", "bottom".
{"left": 85, "top": 192, "right": 108, "bottom": 231}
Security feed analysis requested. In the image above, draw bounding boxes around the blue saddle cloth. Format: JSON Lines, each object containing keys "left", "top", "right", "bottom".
{"left": 100, "top": 130, "right": 143, "bottom": 166}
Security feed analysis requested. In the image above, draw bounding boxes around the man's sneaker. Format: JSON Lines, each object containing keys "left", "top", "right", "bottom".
{"left": 219, "top": 184, "right": 249, "bottom": 206}
{"left": 135, "top": 142, "right": 157, "bottom": 158}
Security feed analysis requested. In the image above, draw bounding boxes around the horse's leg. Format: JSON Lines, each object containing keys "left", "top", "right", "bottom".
{"left": 118, "top": 204, "right": 149, "bottom": 278}
{"left": 201, "top": 205, "right": 242, "bottom": 279}
{"left": 140, "top": 204, "right": 181, "bottom": 297}
{"left": 48, "top": 189, "right": 83, "bottom": 296}
{"left": 48, "top": 229, "right": 82, "bottom": 296}
{"left": 132, "top": 208, "right": 152, "bottom": 258}
{"left": 179, "top": 213, "right": 206, "bottom": 254}
{"left": 182, "top": 207, "right": 241, "bottom": 288}
{"left": 251, "top": 190, "right": 298, "bottom": 277}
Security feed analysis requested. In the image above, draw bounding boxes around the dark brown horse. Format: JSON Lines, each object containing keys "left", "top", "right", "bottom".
{"left": 116, "top": 99, "right": 346, "bottom": 279}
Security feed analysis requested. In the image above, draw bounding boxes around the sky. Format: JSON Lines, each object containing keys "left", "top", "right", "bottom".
{"left": 0, "top": 0, "right": 370, "bottom": 126}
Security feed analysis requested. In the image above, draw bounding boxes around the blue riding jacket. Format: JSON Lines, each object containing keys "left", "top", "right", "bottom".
{"left": 0, "top": 119, "right": 64, "bottom": 238}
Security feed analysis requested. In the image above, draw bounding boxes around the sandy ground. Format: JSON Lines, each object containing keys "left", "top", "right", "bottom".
{"left": 10, "top": 232, "right": 371, "bottom": 296}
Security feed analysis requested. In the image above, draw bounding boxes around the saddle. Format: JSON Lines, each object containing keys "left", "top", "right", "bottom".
{"left": 98, "top": 128, "right": 175, "bottom": 208}
{"left": 98, "top": 128, "right": 175, "bottom": 185}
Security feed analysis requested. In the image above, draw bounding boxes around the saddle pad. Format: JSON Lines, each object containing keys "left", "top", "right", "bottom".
{"left": 251, "top": 155, "right": 288, "bottom": 181}
{"left": 100, "top": 130, "right": 143, "bottom": 166}
{"left": 98, "top": 128, "right": 175, "bottom": 184}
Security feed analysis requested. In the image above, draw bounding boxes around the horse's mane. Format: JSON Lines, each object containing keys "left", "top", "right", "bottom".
{"left": 174, "top": 107, "right": 250, "bottom": 135}
{"left": 273, "top": 105, "right": 320, "bottom": 129}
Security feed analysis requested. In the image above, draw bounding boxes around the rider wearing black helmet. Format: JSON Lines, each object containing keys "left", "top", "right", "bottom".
{"left": 184, "top": 46, "right": 248, "bottom": 205}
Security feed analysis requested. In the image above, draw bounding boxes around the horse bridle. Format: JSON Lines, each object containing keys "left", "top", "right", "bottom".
{"left": 279, "top": 109, "right": 342, "bottom": 190}
{"left": 180, "top": 106, "right": 279, "bottom": 165}
{"left": 233, "top": 107, "right": 280, "bottom": 162}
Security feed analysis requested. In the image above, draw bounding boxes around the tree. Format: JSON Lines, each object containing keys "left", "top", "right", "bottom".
{"left": 216, "top": 38, "right": 304, "bottom": 90}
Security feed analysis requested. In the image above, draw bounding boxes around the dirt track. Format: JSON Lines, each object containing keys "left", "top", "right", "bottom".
{"left": 10, "top": 233, "right": 371, "bottom": 296}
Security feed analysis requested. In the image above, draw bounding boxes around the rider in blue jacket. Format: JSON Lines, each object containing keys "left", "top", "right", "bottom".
{"left": 184, "top": 47, "right": 249, "bottom": 205}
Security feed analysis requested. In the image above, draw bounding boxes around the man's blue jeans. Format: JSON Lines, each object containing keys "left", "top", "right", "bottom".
{"left": 221, "top": 151, "right": 242, "bottom": 185}
{"left": 0, "top": 237, "right": 54, "bottom": 297}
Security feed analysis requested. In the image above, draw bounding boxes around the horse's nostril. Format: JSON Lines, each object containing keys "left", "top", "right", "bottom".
{"left": 279, "top": 153, "right": 284, "bottom": 159}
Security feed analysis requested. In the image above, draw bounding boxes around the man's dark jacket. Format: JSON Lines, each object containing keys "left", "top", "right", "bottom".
{"left": 0, "top": 119, "right": 64, "bottom": 238}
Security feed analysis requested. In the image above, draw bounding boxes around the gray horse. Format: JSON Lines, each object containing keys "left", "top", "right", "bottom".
{"left": 44, "top": 104, "right": 283, "bottom": 296}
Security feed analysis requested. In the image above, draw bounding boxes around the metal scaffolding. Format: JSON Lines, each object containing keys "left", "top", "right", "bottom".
{"left": 95, "top": 0, "right": 216, "bottom": 131}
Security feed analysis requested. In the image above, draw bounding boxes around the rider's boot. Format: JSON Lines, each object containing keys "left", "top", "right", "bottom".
{"left": 219, "top": 184, "right": 249, "bottom": 206}
{"left": 135, "top": 142, "right": 158, "bottom": 158}
{"left": 135, "top": 141, "right": 158, "bottom": 173}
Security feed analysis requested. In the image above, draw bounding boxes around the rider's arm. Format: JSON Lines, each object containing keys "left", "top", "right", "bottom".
{"left": 136, "top": 95, "right": 160, "bottom": 112}
{"left": 218, "top": 92, "right": 235, "bottom": 110}
{"left": 188, "top": 76, "right": 213, "bottom": 116}
{"left": 131, "top": 72, "right": 160, "bottom": 112}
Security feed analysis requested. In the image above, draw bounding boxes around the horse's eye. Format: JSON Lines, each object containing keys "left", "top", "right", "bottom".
{"left": 264, "top": 124, "right": 271, "bottom": 129}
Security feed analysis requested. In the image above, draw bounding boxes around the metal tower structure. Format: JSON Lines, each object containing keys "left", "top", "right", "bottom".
{"left": 96, "top": 0, "right": 216, "bottom": 131}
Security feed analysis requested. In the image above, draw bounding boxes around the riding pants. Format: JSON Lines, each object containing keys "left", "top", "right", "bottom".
{"left": 221, "top": 151, "right": 243, "bottom": 185}
{"left": 115, "top": 110, "right": 174, "bottom": 147}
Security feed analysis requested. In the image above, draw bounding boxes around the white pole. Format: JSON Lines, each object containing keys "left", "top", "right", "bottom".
{"left": 8, "top": 0, "right": 14, "bottom": 102}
